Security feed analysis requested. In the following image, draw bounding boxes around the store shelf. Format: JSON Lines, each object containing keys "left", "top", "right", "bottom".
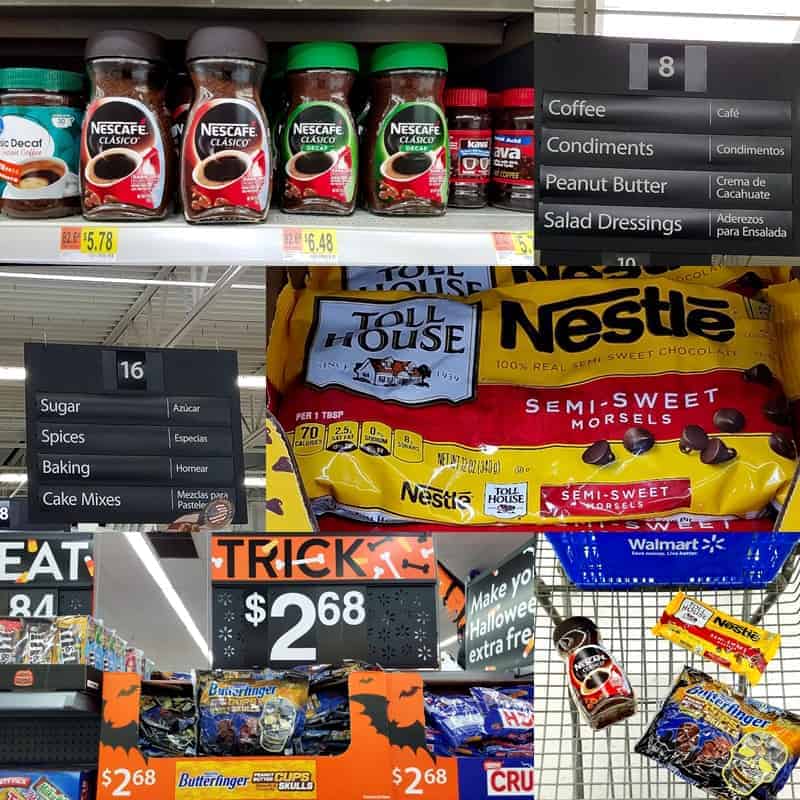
{"left": 0, "top": 2, "right": 532, "bottom": 44}
{"left": 534, "top": 537, "right": 800, "bottom": 800}
{"left": 0, "top": 209, "right": 532, "bottom": 267}
{"left": 0, "top": 665, "right": 103, "bottom": 695}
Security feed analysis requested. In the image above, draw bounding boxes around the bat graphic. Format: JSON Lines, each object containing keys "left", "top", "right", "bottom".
{"left": 352, "top": 694, "right": 427, "bottom": 754}
{"left": 359, "top": 676, "right": 376, "bottom": 685}
{"left": 101, "top": 683, "right": 141, "bottom": 754}
{"left": 399, "top": 686, "right": 420, "bottom": 699}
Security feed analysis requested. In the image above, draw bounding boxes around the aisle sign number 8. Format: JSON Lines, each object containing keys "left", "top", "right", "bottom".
{"left": 630, "top": 43, "right": 707, "bottom": 92}
{"left": 0, "top": 501, "right": 9, "bottom": 529}
{"left": 116, "top": 351, "right": 147, "bottom": 390}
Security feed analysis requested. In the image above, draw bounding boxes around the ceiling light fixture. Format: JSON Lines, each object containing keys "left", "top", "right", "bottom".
{"left": 0, "top": 366, "right": 265, "bottom": 389}
{"left": 0, "top": 473, "right": 27, "bottom": 484}
{"left": 0, "top": 270, "right": 264, "bottom": 292}
{"left": 123, "top": 530, "right": 212, "bottom": 663}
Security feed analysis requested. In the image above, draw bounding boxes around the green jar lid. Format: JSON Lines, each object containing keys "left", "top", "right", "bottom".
{"left": 286, "top": 42, "right": 359, "bottom": 73}
{"left": 0, "top": 67, "right": 84, "bottom": 93}
{"left": 369, "top": 42, "right": 447, "bottom": 74}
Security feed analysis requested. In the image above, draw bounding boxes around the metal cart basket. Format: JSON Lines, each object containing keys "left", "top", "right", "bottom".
{"left": 534, "top": 535, "right": 800, "bottom": 799}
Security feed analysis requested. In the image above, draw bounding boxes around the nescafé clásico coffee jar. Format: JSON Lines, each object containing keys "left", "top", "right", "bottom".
{"left": 554, "top": 616, "right": 636, "bottom": 731}
{"left": 182, "top": 26, "right": 271, "bottom": 223}
{"left": 445, "top": 87, "right": 491, "bottom": 208}
{"left": 82, "top": 29, "right": 173, "bottom": 220}
{"left": 364, "top": 42, "right": 448, "bottom": 216}
{"left": 280, "top": 42, "right": 359, "bottom": 215}
{"left": 0, "top": 68, "right": 84, "bottom": 219}
{"left": 490, "top": 87, "right": 534, "bottom": 213}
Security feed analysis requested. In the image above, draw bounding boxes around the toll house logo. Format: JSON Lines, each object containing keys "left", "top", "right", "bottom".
{"left": 306, "top": 297, "right": 479, "bottom": 404}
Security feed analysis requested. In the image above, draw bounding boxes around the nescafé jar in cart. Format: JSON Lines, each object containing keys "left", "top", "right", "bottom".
{"left": 81, "top": 30, "right": 174, "bottom": 220}
{"left": 554, "top": 616, "right": 636, "bottom": 731}
{"left": 364, "top": 42, "right": 449, "bottom": 216}
{"left": 280, "top": 42, "right": 359, "bottom": 215}
{"left": 182, "top": 26, "right": 271, "bottom": 223}
{"left": 445, "top": 87, "right": 491, "bottom": 208}
{"left": 491, "top": 87, "right": 534, "bottom": 212}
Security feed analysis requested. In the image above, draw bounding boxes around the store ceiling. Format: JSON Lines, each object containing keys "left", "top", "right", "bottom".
{"left": 0, "top": 266, "right": 266, "bottom": 487}
{"left": 93, "top": 532, "right": 535, "bottom": 670}
{"left": 535, "top": 1, "right": 800, "bottom": 41}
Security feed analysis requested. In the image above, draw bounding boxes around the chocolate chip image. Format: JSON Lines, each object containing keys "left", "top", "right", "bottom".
{"left": 271, "top": 456, "right": 292, "bottom": 472}
{"left": 680, "top": 425, "right": 709, "bottom": 454}
{"left": 701, "top": 438, "right": 737, "bottom": 465}
{"left": 770, "top": 432, "right": 797, "bottom": 460}
{"left": 713, "top": 408, "right": 746, "bottom": 433}
{"left": 744, "top": 364, "right": 774, "bottom": 385}
{"left": 360, "top": 442, "right": 390, "bottom": 457}
{"left": 266, "top": 498, "right": 284, "bottom": 515}
{"left": 763, "top": 395, "right": 791, "bottom": 426}
{"left": 623, "top": 427, "right": 655, "bottom": 455}
{"left": 738, "top": 271, "right": 765, "bottom": 291}
{"left": 582, "top": 440, "right": 615, "bottom": 466}
{"left": 327, "top": 441, "right": 357, "bottom": 452}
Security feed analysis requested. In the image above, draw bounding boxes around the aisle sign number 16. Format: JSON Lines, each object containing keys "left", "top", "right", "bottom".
{"left": 245, "top": 588, "right": 366, "bottom": 662}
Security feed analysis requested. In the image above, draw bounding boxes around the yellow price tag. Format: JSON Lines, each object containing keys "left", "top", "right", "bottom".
{"left": 80, "top": 227, "right": 118, "bottom": 256}
{"left": 511, "top": 231, "right": 533, "bottom": 256}
{"left": 300, "top": 228, "right": 337, "bottom": 257}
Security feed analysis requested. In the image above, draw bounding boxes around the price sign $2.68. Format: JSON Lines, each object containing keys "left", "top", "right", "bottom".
{"left": 392, "top": 767, "right": 449, "bottom": 796}
{"left": 101, "top": 768, "right": 156, "bottom": 797}
{"left": 245, "top": 589, "right": 366, "bottom": 662}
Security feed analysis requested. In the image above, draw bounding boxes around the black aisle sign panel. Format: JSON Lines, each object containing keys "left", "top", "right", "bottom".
{"left": 24, "top": 344, "right": 246, "bottom": 524}
{"left": 465, "top": 541, "right": 534, "bottom": 673}
{"left": 213, "top": 583, "right": 439, "bottom": 669}
{"left": 0, "top": 498, "right": 69, "bottom": 532}
{"left": 0, "top": 533, "right": 94, "bottom": 617}
{"left": 535, "top": 34, "right": 800, "bottom": 257}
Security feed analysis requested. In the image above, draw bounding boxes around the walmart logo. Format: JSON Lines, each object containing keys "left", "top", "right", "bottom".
{"left": 701, "top": 535, "right": 726, "bottom": 554}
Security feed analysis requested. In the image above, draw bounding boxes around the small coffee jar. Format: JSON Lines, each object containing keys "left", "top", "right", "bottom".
{"left": 0, "top": 68, "right": 84, "bottom": 219}
{"left": 444, "top": 87, "right": 491, "bottom": 208}
{"left": 82, "top": 29, "right": 174, "bottom": 220}
{"left": 182, "top": 26, "right": 271, "bottom": 223}
{"left": 490, "top": 87, "right": 534, "bottom": 213}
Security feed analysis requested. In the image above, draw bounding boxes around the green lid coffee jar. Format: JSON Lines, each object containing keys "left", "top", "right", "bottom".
{"left": 363, "top": 42, "right": 449, "bottom": 216}
{"left": 0, "top": 68, "right": 84, "bottom": 218}
{"left": 280, "top": 41, "right": 360, "bottom": 216}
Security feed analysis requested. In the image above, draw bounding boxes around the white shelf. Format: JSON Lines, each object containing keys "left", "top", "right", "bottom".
{"left": 0, "top": 208, "right": 533, "bottom": 267}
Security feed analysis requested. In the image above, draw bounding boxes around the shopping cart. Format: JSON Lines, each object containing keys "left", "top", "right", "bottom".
{"left": 534, "top": 534, "right": 800, "bottom": 799}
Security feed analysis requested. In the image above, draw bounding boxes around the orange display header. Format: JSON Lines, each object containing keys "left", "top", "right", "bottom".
{"left": 211, "top": 535, "right": 437, "bottom": 582}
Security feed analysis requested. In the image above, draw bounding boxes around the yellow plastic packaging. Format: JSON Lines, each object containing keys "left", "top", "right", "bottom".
{"left": 652, "top": 592, "right": 781, "bottom": 685}
{"left": 306, "top": 265, "right": 790, "bottom": 295}
{"left": 268, "top": 278, "right": 796, "bottom": 526}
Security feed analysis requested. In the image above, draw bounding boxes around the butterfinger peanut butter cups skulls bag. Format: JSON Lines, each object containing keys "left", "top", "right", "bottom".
{"left": 268, "top": 278, "right": 797, "bottom": 526}
{"left": 306, "top": 266, "right": 788, "bottom": 296}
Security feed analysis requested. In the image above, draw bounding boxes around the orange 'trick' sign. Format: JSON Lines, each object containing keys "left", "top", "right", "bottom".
{"left": 211, "top": 535, "right": 437, "bottom": 582}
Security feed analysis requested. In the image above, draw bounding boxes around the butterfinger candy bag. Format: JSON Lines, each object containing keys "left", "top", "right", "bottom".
{"left": 269, "top": 279, "right": 797, "bottom": 526}
{"left": 653, "top": 594, "right": 780, "bottom": 685}
{"left": 636, "top": 666, "right": 800, "bottom": 799}
{"left": 197, "top": 670, "right": 308, "bottom": 756}
{"left": 308, "top": 266, "right": 786, "bottom": 296}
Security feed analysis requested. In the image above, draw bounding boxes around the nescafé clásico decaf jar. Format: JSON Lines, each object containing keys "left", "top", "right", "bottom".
{"left": 364, "top": 42, "right": 448, "bottom": 216}
{"left": 491, "top": 87, "right": 534, "bottom": 213}
{"left": 0, "top": 68, "right": 84, "bottom": 218}
{"left": 82, "top": 30, "right": 174, "bottom": 220}
{"left": 445, "top": 87, "right": 491, "bottom": 208}
{"left": 280, "top": 42, "right": 359, "bottom": 215}
{"left": 182, "top": 26, "right": 271, "bottom": 223}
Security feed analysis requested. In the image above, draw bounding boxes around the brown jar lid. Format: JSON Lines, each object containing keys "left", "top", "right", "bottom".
{"left": 186, "top": 26, "right": 268, "bottom": 64}
{"left": 85, "top": 29, "right": 167, "bottom": 63}
{"left": 553, "top": 616, "right": 598, "bottom": 653}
